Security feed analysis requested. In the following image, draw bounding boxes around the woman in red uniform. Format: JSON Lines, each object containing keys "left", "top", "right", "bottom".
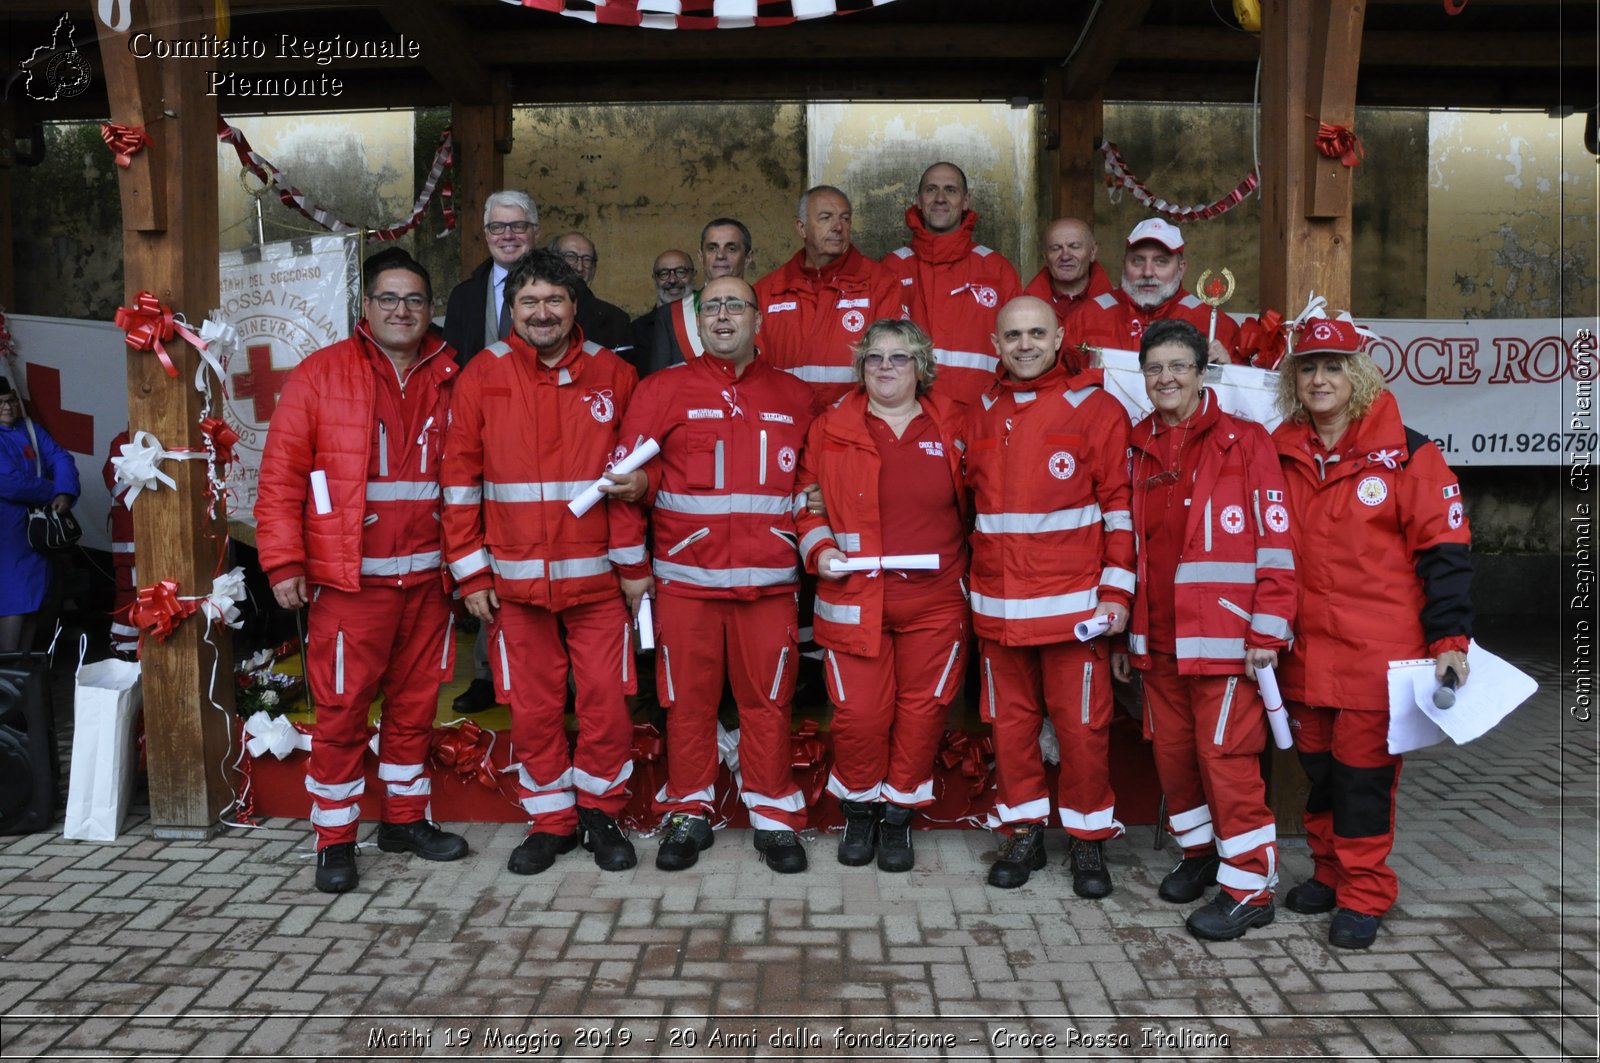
{"left": 796, "top": 319, "right": 968, "bottom": 871}
{"left": 1113, "top": 319, "right": 1295, "bottom": 941}
{"left": 1272, "top": 314, "right": 1473, "bottom": 949}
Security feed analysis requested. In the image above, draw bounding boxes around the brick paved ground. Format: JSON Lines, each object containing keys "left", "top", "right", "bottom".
{"left": 0, "top": 624, "right": 1593, "bottom": 1061}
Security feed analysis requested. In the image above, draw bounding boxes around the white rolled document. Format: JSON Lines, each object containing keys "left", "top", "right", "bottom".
{"left": 635, "top": 595, "right": 655, "bottom": 650}
{"left": 828, "top": 553, "right": 939, "bottom": 574}
{"left": 1074, "top": 614, "right": 1112, "bottom": 641}
{"left": 1255, "top": 664, "right": 1294, "bottom": 749}
{"left": 568, "top": 437, "right": 662, "bottom": 518}
{"left": 309, "top": 470, "right": 332, "bottom": 515}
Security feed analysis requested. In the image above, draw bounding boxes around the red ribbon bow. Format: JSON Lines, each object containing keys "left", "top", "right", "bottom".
{"left": 429, "top": 720, "right": 502, "bottom": 791}
{"left": 938, "top": 731, "right": 995, "bottom": 798}
{"left": 200, "top": 416, "right": 240, "bottom": 471}
{"left": 1312, "top": 120, "right": 1364, "bottom": 168}
{"left": 1236, "top": 310, "right": 1288, "bottom": 370}
{"left": 114, "top": 291, "right": 204, "bottom": 378}
{"left": 130, "top": 579, "right": 197, "bottom": 640}
{"left": 630, "top": 723, "right": 665, "bottom": 763}
{"left": 100, "top": 122, "right": 151, "bottom": 168}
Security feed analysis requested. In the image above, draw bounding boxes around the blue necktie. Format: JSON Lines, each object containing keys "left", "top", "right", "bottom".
{"left": 496, "top": 281, "right": 510, "bottom": 339}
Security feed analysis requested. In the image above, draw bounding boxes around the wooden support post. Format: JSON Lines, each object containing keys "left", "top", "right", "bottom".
{"left": 96, "top": 0, "right": 233, "bottom": 836}
{"left": 1259, "top": 0, "right": 1365, "bottom": 833}
{"left": 1046, "top": 69, "right": 1103, "bottom": 224}
{"left": 1259, "top": 0, "right": 1365, "bottom": 316}
{"left": 452, "top": 73, "right": 512, "bottom": 276}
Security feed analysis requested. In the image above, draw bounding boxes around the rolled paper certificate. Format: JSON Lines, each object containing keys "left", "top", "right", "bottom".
{"left": 1074, "top": 614, "right": 1112, "bottom": 641}
{"left": 1255, "top": 664, "right": 1294, "bottom": 749}
{"left": 830, "top": 553, "right": 940, "bottom": 573}
{"left": 635, "top": 595, "right": 655, "bottom": 651}
{"left": 309, "top": 470, "right": 332, "bottom": 515}
{"left": 568, "top": 437, "right": 662, "bottom": 517}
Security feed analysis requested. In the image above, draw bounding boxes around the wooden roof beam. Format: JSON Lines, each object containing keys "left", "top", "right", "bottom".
{"left": 377, "top": 2, "right": 493, "bottom": 103}
{"left": 1060, "top": 0, "right": 1154, "bottom": 100}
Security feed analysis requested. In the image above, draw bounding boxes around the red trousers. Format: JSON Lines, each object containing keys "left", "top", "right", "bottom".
{"left": 983, "top": 637, "right": 1122, "bottom": 840}
{"left": 824, "top": 588, "right": 966, "bottom": 807}
{"left": 303, "top": 583, "right": 454, "bottom": 848}
{"left": 1142, "top": 653, "right": 1277, "bottom": 902}
{"left": 488, "top": 596, "right": 636, "bottom": 835}
{"left": 653, "top": 592, "right": 805, "bottom": 831}
{"left": 1289, "top": 702, "right": 1403, "bottom": 916}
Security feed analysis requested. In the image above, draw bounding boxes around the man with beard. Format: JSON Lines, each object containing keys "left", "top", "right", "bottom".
{"left": 881, "top": 161, "right": 1021, "bottom": 407}
{"left": 629, "top": 249, "right": 696, "bottom": 374}
{"left": 1023, "top": 217, "right": 1114, "bottom": 368}
{"left": 1063, "top": 219, "right": 1238, "bottom": 366}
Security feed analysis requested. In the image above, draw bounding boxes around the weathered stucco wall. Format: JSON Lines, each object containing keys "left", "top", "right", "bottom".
{"left": 806, "top": 103, "right": 1037, "bottom": 272}
{"left": 1427, "top": 111, "right": 1595, "bottom": 319}
{"left": 11, "top": 123, "right": 126, "bottom": 321}
{"left": 506, "top": 103, "right": 806, "bottom": 317}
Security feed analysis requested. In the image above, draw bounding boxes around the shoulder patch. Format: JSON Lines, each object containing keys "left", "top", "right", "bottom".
{"left": 1179, "top": 294, "right": 1203, "bottom": 309}
{"left": 891, "top": 246, "right": 914, "bottom": 259}
{"left": 1093, "top": 292, "right": 1118, "bottom": 309}
{"left": 973, "top": 244, "right": 994, "bottom": 257}
{"left": 485, "top": 341, "right": 513, "bottom": 359}
{"left": 582, "top": 340, "right": 604, "bottom": 356}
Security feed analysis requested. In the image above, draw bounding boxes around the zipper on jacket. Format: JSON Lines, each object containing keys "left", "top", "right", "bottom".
{"left": 759, "top": 429, "right": 768, "bottom": 486}
{"left": 768, "top": 646, "right": 789, "bottom": 701}
{"left": 1213, "top": 676, "right": 1239, "bottom": 745}
{"left": 377, "top": 421, "right": 389, "bottom": 478}
{"left": 1251, "top": 488, "right": 1264, "bottom": 537}
{"left": 1217, "top": 597, "right": 1252, "bottom": 623}
{"left": 1203, "top": 498, "right": 1213, "bottom": 552}
{"left": 440, "top": 613, "right": 454, "bottom": 669}
{"left": 826, "top": 649, "right": 845, "bottom": 703}
{"left": 497, "top": 630, "right": 511, "bottom": 691}
{"left": 984, "top": 657, "right": 997, "bottom": 720}
{"left": 666, "top": 527, "right": 710, "bottom": 556}
{"left": 1080, "top": 662, "right": 1094, "bottom": 724}
{"left": 661, "top": 644, "right": 677, "bottom": 702}
{"left": 714, "top": 440, "right": 726, "bottom": 489}
{"left": 932, "top": 640, "right": 961, "bottom": 700}
{"left": 620, "top": 624, "right": 630, "bottom": 684}
{"left": 416, "top": 416, "right": 435, "bottom": 474}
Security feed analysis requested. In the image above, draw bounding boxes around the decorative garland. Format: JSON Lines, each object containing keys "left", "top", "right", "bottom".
{"left": 506, "top": 0, "right": 900, "bottom": 29}
{"left": 1100, "top": 140, "right": 1260, "bottom": 222}
{"left": 217, "top": 119, "right": 456, "bottom": 241}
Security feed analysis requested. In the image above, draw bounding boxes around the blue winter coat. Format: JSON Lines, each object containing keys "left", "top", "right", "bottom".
{"left": 0, "top": 419, "right": 80, "bottom": 615}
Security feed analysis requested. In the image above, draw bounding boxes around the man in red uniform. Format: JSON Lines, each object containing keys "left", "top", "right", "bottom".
{"left": 1023, "top": 218, "right": 1114, "bottom": 368}
{"left": 965, "top": 295, "right": 1135, "bottom": 894}
{"left": 610, "top": 275, "right": 821, "bottom": 874}
{"left": 1113, "top": 319, "right": 1295, "bottom": 941}
{"left": 257, "top": 249, "right": 467, "bottom": 894}
{"left": 881, "top": 162, "right": 1022, "bottom": 407}
{"left": 753, "top": 185, "right": 904, "bottom": 405}
{"left": 1064, "top": 218, "right": 1239, "bottom": 366}
{"left": 441, "top": 249, "right": 644, "bottom": 877}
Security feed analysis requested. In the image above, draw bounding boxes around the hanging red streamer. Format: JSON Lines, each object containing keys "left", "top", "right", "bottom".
{"left": 200, "top": 416, "right": 240, "bottom": 472}
{"left": 114, "top": 292, "right": 205, "bottom": 378}
{"left": 100, "top": 122, "right": 151, "bottom": 168}
{"left": 1235, "top": 310, "right": 1288, "bottom": 370}
{"left": 1100, "top": 141, "right": 1259, "bottom": 222}
{"left": 1312, "top": 119, "right": 1364, "bottom": 168}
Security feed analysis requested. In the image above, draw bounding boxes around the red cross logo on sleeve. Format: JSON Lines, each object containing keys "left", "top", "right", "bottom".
{"left": 231, "top": 343, "right": 294, "bottom": 422}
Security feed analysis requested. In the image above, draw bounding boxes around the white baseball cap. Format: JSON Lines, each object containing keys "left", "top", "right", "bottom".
{"left": 1126, "top": 218, "right": 1184, "bottom": 252}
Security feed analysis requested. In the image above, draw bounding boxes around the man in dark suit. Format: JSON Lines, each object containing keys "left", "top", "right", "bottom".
{"left": 549, "top": 232, "right": 634, "bottom": 357}
{"left": 443, "top": 190, "right": 540, "bottom": 368}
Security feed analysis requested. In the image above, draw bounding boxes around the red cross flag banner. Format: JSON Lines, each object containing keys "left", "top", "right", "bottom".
{"left": 505, "top": 0, "right": 899, "bottom": 28}
{"left": 216, "top": 234, "right": 362, "bottom": 526}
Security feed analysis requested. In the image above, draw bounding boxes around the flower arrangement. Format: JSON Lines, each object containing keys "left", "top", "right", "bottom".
{"left": 234, "top": 646, "right": 304, "bottom": 718}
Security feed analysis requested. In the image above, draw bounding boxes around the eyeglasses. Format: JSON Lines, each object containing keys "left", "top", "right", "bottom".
{"left": 0, "top": 396, "right": 20, "bottom": 407}
{"left": 862, "top": 352, "right": 913, "bottom": 369}
{"left": 653, "top": 266, "right": 694, "bottom": 281}
{"left": 485, "top": 221, "right": 534, "bottom": 235}
{"left": 560, "top": 250, "right": 598, "bottom": 269}
{"left": 367, "top": 293, "right": 429, "bottom": 311}
{"left": 699, "top": 297, "right": 751, "bottom": 317}
{"left": 1141, "top": 361, "right": 1199, "bottom": 378}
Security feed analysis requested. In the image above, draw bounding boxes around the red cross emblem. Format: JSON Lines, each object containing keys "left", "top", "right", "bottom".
{"left": 230, "top": 343, "right": 295, "bottom": 422}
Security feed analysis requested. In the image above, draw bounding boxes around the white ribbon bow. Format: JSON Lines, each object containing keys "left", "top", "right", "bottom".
{"left": 194, "top": 314, "right": 237, "bottom": 392}
{"left": 200, "top": 566, "right": 249, "bottom": 628}
{"left": 1368, "top": 448, "right": 1402, "bottom": 470}
{"left": 716, "top": 721, "right": 742, "bottom": 787}
{"left": 111, "top": 430, "right": 191, "bottom": 509}
{"left": 243, "top": 710, "right": 311, "bottom": 760}
{"left": 1288, "top": 292, "right": 1329, "bottom": 333}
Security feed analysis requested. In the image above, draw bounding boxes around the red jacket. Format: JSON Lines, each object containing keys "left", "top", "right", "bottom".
{"left": 1125, "top": 391, "right": 1297, "bottom": 675}
{"left": 882, "top": 208, "right": 1022, "bottom": 408}
{"left": 1272, "top": 390, "right": 1473, "bottom": 709}
{"left": 440, "top": 329, "right": 640, "bottom": 611}
{"left": 964, "top": 362, "right": 1135, "bottom": 646}
{"left": 1065, "top": 287, "right": 1241, "bottom": 361}
{"left": 613, "top": 351, "right": 820, "bottom": 600}
{"left": 257, "top": 323, "right": 457, "bottom": 592}
{"left": 794, "top": 389, "right": 968, "bottom": 656}
{"left": 753, "top": 244, "right": 906, "bottom": 405}
{"left": 1024, "top": 262, "right": 1115, "bottom": 354}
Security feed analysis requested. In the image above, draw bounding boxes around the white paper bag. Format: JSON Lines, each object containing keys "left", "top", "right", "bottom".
{"left": 64, "top": 656, "right": 143, "bottom": 842}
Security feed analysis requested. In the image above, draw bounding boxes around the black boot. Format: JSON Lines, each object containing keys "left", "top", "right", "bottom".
{"left": 377, "top": 820, "right": 470, "bottom": 861}
{"left": 578, "top": 807, "right": 637, "bottom": 871}
{"left": 314, "top": 842, "right": 358, "bottom": 893}
{"left": 987, "top": 824, "right": 1047, "bottom": 888}
{"left": 1067, "top": 837, "right": 1113, "bottom": 898}
{"left": 836, "top": 800, "right": 880, "bottom": 866}
{"left": 876, "top": 804, "right": 915, "bottom": 873}
{"left": 1158, "top": 853, "right": 1219, "bottom": 903}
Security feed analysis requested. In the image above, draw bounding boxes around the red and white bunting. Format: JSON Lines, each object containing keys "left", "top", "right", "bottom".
{"left": 502, "top": 0, "right": 898, "bottom": 29}
{"left": 1101, "top": 140, "right": 1260, "bottom": 223}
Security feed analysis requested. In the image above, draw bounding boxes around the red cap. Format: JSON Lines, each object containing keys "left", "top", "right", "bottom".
{"left": 1126, "top": 218, "right": 1184, "bottom": 252}
{"left": 1291, "top": 315, "right": 1367, "bottom": 356}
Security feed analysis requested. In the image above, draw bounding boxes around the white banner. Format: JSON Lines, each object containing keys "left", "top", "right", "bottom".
{"left": 1097, "top": 316, "right": 1594, "bottom": 467}
{"left": 218, "top": 234, "right": 360, "bottom": 525}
